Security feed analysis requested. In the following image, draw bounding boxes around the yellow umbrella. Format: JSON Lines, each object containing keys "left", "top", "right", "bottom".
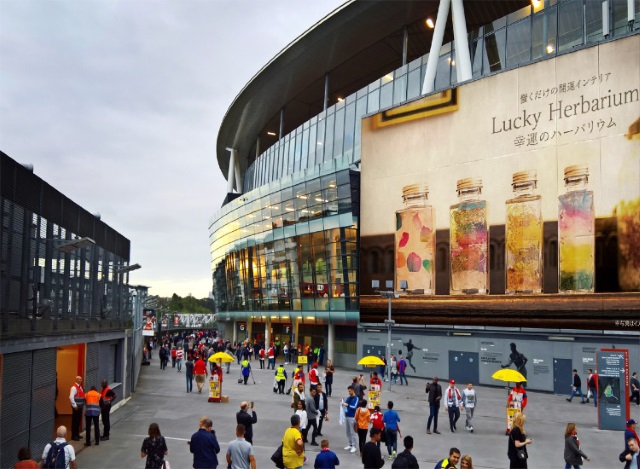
{"left": 491, "top": 369, "right": 527, "bottom": 383}
{"left": 208, "top": 352, "right": 235, "bottom": 363}
{"left": 358, "top": 356, "right": 385, "bottom": 367}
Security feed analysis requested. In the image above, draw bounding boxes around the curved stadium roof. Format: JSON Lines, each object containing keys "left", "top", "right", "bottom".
{"left": 216, "top": 0, "right": 528, "bottom": 183}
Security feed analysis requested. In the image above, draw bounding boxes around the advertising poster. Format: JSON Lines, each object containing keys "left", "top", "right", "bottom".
{"left": 142, "top": 308, "right": 156, "bottom": 336}
{"left": 208, "top": 375, "right": 222, "bottom": 403}
{"left": 597, "top": 349, "right": 629, "bottom": 430}
{"left": 368, "top": 389, "right": 381, "bottom": 410}
{"left": 360, "top": 36, "right": 640, "bottom": 298}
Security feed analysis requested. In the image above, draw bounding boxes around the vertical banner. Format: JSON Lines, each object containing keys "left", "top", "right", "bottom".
{"left": 597, "top": 349, "right": 629, "bottom": 430}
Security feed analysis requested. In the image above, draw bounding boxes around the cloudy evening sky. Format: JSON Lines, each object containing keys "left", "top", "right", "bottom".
{"left": 1, "top": 0, "right": 346, "bottom": 298}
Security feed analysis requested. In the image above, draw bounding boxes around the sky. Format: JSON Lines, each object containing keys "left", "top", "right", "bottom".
{"left": 0, "top": 0, "right": 346, "bottom": 299}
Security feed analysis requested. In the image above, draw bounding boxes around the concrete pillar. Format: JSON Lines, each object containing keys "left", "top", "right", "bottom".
{"left": 234, "top": 156, "right": 242, "bottom": 194}
{"left": 247, "top": 319, "right": 253, "bottom": 343}
{"left": 323, "top": 73, "right": 330, "bottom": 111}
{"left": 402, "top": 26, "right": 409, "bottom": 66}
{"left": 451, "top": 0, "right": 472, "bottom": 83}
{"left": 279, "top": 109, "right": 285, "bottom": 140}
{"left": 422, "top": 0, "right": 450, "bottom": 94}
{"left": 265, "top": 317, "right": 271, "bottom": 347}
{"left": 294, "top": 318, "right": 300, "bottom": 350}
{"left": 327, "top": 322, "right": 335, "bottom": 363}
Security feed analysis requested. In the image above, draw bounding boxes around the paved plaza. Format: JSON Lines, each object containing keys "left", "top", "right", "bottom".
{"left": 71, "top": 357, "right": 639, "bottom": 468}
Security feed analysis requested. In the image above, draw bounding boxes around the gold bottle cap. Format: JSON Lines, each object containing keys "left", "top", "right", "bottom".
{"left": 564, "top": 164, "right": 589, "bottom": 179}
{"left": 512, "top": 170, "right": 537, "bottom": 185}
{"left": 457, "top": 177, "right": 483, "bottom": 191}
{"left": 402, "top": 184, "right": 429, "bottom": 198}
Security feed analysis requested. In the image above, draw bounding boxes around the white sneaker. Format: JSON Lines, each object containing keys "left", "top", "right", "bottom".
{"left": 392, "top": 450, "right": 397, "bottom": 458}
{"left": 344, "top": 446, "right": 352, "bottom": 450}
{"left": 350, "top": 447, "right": 357, "bottom": 453}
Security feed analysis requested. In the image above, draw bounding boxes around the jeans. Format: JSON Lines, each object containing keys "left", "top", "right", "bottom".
{"left": 427, "top": 403, "right": 439, "bottom": 430}
{"left": 385, "top": 428, "right": 397, "bottom": 455}
{"left": 465, "top": 407, "right": 474, "bottom": 428}
{"left": 177, "top": 359, "right": 182, "bottom": 372}
{"left": 399, "top": 372, "right": 408, "bottom": 385}
{"left": 448, "top": 406, "right": 460, "bottom": 430}
{"left": 186, "top": 374, "right": 193, "bottom": 392}
{"left": 568, "top": 387, "right": 585, "bottom": 402}
{"left": 345, "top": 417, "right": 357, "bottom": 448}
{"left": 101, "top": 405, "right": 111, "bottom": 437}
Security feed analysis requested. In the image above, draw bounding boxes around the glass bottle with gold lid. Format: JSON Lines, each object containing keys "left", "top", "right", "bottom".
{"left": 505, "top": 170, "right": 543, "bottom": 294}
{"left": 450, "top": 177, "right": 489, "bottom": 294}
{"left": 395, "top": 184, "right": 435, "bottom": 294}
{"left": 558, "top": 164, "right": 594, "bottom": 293}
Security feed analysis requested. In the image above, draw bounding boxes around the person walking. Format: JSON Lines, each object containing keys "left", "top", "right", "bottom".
{"left": 383, "top": 400, "right": 401, "bottom": 460}
{"left": 618, "top": 437, "right": 639, "bottom": 469}
{"left": 324, "top": 360, "right": 334, "bottom": 397}
{"left": 259, "top": 347, "right": 265, "bottom": 369}
{"left": 631, "top": 372, "right": 640, "bottom": 406}
{"left": 282, "top": 414, "right": 305, "bottom": 469}
{"left": 507, "top": 413, "right": 532, "bottom": 469}
{"left": 342, "top": 385, "right": 359, "bottom": 453}
{"left": 241, "top": 358, "right": 251, "bottom": 385}
{"left": 445, "top": 380, "right": 463, "bottom": 433}
{"left": 84, "top": 385, "right": 101, "bottom": 446}
{"left": 14, "top": 446, "right": 38, "bottom": 469}
{"left": 185, "top": 356, "right": 194, "bottom": 393}
{"left": 391, "top": 435, "right": 419, "bottom": 469}
{"left": 193, "top": 356, "right": 208, "bottom": 394}
{"left": 306, "top": 388, "right": 320, "bottom": 446}
{"left": 625, "top": 420, "right": 639, "bottom": 451}
{"left": 236, "top": 401, "right": 258, "bottom": 445}
{"left": 171, "top": 346, "right": 177, "bottom": 368}
{"left": 275, "top": 364, "right": 288, "bottom": 394}
{"left": 461, "top": 382, "right": 476, "bottom": 432}
{"left": 267, "top": 344, "right": 276, "bottom": 370}
{"left": 315, "top": 384, "right": 329, "bottom": 436}
{"left": 176, "top": 346, "right": 184, "bottom": 373}
{"left": 566, "top": 369, "right": 586, "bottom": 404}
{"left": 140, "top": 423, "right": 168, "bottom": 469}
{"left": 398, "top": 356, "right": 408, "bottom": 385}
{"left": 226, "top": 424, "right": 256, "bottom": 469}
{"left": 293, "top": 382, "right": 306, "bottom": 411}
{"left": 313, "top": 439, "right": 339, "bottom": 469}
{"left": 355, "top": 399, "right": 371, "bottom": 456}
{"left": 309, "top": 363, "right": 320, "bottom": 392}
{"left": 426, "top": 377, "right": 442, "bottom": 435}
{"left": 361, "top": 428, "right": 385, "bottom": 469}
{"left": 390, "top": 355, "right": 398, "bottom": 384}
{"left": 586, "top": 369, "right": 597, "bottom": 406}
{"left": 370, "top": 405, "right": 385, "bottom": 449}
{"left": 69, "top": 376, "right": 85, "bottom": 441}
{"left": 99, "top": 379, "right": 116, "bottom": 441}
{"left": 563, "top": 423, "right": 590, "bottom": 469}
{"left": 41, "top": 426, "right": 76, "bottom": 469}
{"left": 189, "top": 417, "right": 220, "bottom": 469}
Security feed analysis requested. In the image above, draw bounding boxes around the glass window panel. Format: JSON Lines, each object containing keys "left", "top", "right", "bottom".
{"left": 434, "top": 52, "right": 452, "bottom": 91}
{"left": 357, "top": 86, "right": 368, "bottom": 99}
{"left": 316, "top": 117, "right": 325, "bottom": 164}
{"left": 612, "top": 0, "right": 633, "bottom": 36}
{"left": 393, "top": 74, "right": 407, "bottom": 105}
{"left": 293, "top": 131, "right": 302, "bottom": 173}
{"left": 532, "top": 7, "right": 558, "bottom": 60}
{"left": 558, "top": 0, "right": 584, "bottom": 52}
{"left": 355, "top": 96, "right": 367, "bottom": 161}
{"left": 406, "top": 68, "right": 422, "bottom": 101}
{"left": 333, "top": 107, "right": 345, "bottom": 160}
{"left": 585, "top": 1, "right": 603, "bottom": 44}
{"left": 323, "top": 113, "right": 335, "bottom": 163}
{"left": 380, "top": 81, "right": 393, "bottom": 109}
{"left": 342, "top": 103, "right": 355, "bottom": 163}
{"left": 288, "top": 134, "right": 296, "bottom": 175}
{"left": 470, "top": 38, "right": 484, "bottom": 78}
{"left": 300, "top": 127, "right": 310, "bottom": 171}
{"left": 506, "top": 18, "right": 531, "bottom": 67}
{"left": 483, "top": 29, "right": 506, "bottom": 73}
{"left": 367, "top": 88, "right": 380, "bottom": 114}
{"left": 308, "top": 125, "right": 317, "bottom": 169}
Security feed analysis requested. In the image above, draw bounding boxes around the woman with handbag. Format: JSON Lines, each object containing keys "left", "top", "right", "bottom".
{"left": 140, "top": 423, "right": 168, "bottom": 469}
{"left": 507, "top": 413, "right": 532, "bottom": 468}
{"left": 355, "top": 399, "right": 371, "bottom": 457}
{"left": 563, "top": 423, "right": 590, "bottom": 469}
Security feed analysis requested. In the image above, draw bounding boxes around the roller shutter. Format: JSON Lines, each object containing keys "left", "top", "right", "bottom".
{"left": 30, "top": 348, "right": 56, "bottom": 458}
{"left": 108, "top": 344, "right": 116, "bottom": 383}
{"left": 85, "top": 342, "right": 99, "bottom": 388}
{"left": 0, "top": 352, "right": 32, "bottom": 469}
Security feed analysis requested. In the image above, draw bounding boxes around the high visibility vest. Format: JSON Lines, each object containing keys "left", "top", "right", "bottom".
{"left": 85, "top": 390, "right": 101, "bottom": 417}
{"left": 73, "top": 384, "right": 85, "bottom": 406}
{"left": 276, "top": 367, "right": 286, "bottom": 381}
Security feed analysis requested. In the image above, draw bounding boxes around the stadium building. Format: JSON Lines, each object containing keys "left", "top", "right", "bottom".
{"left": 210, "top": 0, "right": 639, "bottom": 391}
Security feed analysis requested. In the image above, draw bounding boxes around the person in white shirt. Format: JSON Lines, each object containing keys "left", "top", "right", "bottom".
{"left": 445, "top": 379, "right": 463, "bottom": 433}
{"left": 461, "top": 382, "right": 477, "bottom": 432}
{"left": 41, "top": 426, "right": 77, "bottom": 469}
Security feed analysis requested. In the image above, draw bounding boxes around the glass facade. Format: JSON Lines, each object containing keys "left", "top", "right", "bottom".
{"left": 212, "top": 0, "right": 639, "bottom": 318}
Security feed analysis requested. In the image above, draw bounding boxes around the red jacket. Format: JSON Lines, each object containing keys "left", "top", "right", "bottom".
{"left": 193, "top": 359, "right": 208, "bottom": 375}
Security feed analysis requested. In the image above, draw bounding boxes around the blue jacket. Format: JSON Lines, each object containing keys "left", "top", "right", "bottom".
{"left": 190, "top": 428, "right": 220, "bottom": 469}
{"left": 383, "top": 409, "right": 401, "bottom": 430}
{"left": 314, "top": 449, "right": 340, "bottom": 468}
{"left": 344, "top": 395, "right": 359, "bottom": 418}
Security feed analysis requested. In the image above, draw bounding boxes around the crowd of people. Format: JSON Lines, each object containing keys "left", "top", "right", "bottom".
{"left": 13, "top": 329, "right": 640, "bottom": 469}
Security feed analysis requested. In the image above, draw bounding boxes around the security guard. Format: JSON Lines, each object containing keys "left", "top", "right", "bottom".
{"left": 275, "top": 364, "right": 288, "bottom": 394}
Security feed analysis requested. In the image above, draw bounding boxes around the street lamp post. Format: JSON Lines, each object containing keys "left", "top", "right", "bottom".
{"left": 372, "top": 280, "right": 398, "bottom": 392}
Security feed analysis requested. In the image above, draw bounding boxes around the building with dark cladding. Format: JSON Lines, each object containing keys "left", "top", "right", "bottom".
{"left": 211, "top": 0, "right": 639, "bottom": 389}
{"left": 0, "top": 151, "right": 147, "bottom": 467}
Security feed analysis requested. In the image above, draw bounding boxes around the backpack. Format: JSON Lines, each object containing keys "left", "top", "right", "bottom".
{"left": 44, "top": 441, "right": 67, "bottom": 468}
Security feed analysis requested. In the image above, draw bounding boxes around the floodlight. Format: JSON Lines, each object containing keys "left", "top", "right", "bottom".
{"left": 115, "top": 263, "right": 141, "bottom": 274}
{"left": 385, "top": 280, "right": 393, "bottom": 290}
{"left": 57, "top": 237, "right": 96, "bottom": 253}
{"left": 371, "top": 280, "right": 380, "bottom": 289}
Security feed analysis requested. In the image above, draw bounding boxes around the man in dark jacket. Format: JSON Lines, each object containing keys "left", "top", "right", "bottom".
{"left": 315, "top": 384, "right": 329, "bottom": 436}
{"left": 391, "top": 436, "right": 419, "bottom": 468}
{"left": 619, "top": 437, "right": 639, "bottom": 469}
{"left": 361, "top": 428, "right": 385, "bottom": 468}
{"left": 566, "top": 369, "right": 586, "bottom": 403}
{"left": 426, "top": 377, "right": 442, "bottom": 434}
{"left": 190, "top": 417, "right": 220, "bottom": 469}
{"left": 236, "top": 401, "right": 258, "bottom": 445}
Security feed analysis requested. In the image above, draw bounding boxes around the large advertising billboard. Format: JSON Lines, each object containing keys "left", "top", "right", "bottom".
{"left": 360, "top": 36, "right": 639, "bottom": 299}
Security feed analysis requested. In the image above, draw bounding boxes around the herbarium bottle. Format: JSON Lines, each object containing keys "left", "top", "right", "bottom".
{"left": 450, "top": 177, "right": 489, "bottom": 294}
{"left": 395, "top": 184, "right": 435, "bottom": 294}
{"left": 505, "top": 170, "right": 543, "bottom": 294}
{"left": 558, "top": 165, "right": 595, "bottom": 293}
